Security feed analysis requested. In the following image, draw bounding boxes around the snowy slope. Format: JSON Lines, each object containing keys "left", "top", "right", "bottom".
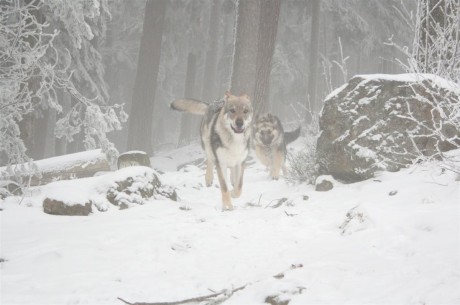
{"left": 1, "top": 140, "right": 459, "bottom": 305}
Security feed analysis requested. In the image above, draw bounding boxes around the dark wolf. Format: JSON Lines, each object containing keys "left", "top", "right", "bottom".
{"left": 253, "top": 113, "right": 300, "bottom": 179}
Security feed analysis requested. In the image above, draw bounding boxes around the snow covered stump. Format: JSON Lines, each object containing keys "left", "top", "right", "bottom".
{"left": 317, "top": 74, "right": 460, "bottom": 182}
{"left": 117, "top": 151, "right": 151, "bottom": 169}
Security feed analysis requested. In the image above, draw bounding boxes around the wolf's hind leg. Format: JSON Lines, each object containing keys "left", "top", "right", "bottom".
{"left": 205, "top": 159, "right": 214, "bottom": 187}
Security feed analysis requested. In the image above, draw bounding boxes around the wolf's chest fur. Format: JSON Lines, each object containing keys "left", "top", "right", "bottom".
{"left": 215, "top": 133, "right": 249, "bottom": 167}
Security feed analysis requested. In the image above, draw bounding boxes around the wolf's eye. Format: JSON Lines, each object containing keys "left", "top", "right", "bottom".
{"left": 229, "top": 109, "right": 236, "bottom": 114}
{"left": 243, "top": 109, "right": 249, "bottom": 114}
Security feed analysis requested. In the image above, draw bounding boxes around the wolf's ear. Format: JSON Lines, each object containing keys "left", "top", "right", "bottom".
{"left": 225, "top": 91, "right": 232, "bottom": 98}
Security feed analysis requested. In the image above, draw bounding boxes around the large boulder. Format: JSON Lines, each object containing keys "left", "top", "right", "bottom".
{"left": 317, "top": 74, "right": 459, "bottom": 182}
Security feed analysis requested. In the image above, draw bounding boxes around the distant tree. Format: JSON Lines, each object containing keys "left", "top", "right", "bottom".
{"left": 102, "top": 0, "right": 145, "bottom": 152}
{"left": 253, "top": 0, "right": 281, "bottom": 115}
{"left": 177, "top": 53, "right": 197, "bottom": 147}
{"left": 307, "top": 0, "right": 321, "bottom": 116}
{"left": 201, "top": 0, "right": 221, "bottom": 102}
{"left": 230, "top": 0, "right": 261, "bottom": 98}
{"left": 127, "top": 0, "right": 167, "bottom": 154}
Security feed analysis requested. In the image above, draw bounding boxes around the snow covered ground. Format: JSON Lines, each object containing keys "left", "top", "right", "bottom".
{"left": 1, "top": 140, "right": 459, "bottom": 305}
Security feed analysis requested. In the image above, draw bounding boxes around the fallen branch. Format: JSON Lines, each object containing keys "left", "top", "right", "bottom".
{"left": 118, "top": 264, "right": 303, "bottom": 305}
{"left": 117, "top": 286, "right": 245, "bottom": 305}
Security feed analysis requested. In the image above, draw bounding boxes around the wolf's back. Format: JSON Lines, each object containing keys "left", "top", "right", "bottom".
{"left": 284, "top": 126, "right": 301, "bottom": 145}
{"left": 171, "top": 98, "right": 208, "bottom": 115}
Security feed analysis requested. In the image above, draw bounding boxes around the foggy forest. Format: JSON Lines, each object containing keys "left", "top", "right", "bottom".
{"left": 0, "top": 0, "right": 421, "bottom": 164}
{"left": 1, "top": 0, "right": 460, "bottom": 304}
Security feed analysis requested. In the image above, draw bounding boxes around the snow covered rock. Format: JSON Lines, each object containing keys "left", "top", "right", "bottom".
{"left": 41, "top": 166, "right": 177, "bottom": 215}
{"left": 106, "top": 166, "right": 177, "bottom": 209}
{"left": 317, "top": 74, "right": 460, "bottom": 182}
{"left": 117, "top": 151, "right": 151, "bottom": 169}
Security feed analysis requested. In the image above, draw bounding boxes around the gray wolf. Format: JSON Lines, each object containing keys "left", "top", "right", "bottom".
{"left": 171, "top": 91, "right": 253, "bottom": 210}
{"left": 253, "top": 113, "right": 300, "bottom": 180}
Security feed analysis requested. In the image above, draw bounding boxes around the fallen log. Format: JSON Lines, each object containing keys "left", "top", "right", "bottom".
{"left": 0, "top": 149, "right": 111, "bottom": 186}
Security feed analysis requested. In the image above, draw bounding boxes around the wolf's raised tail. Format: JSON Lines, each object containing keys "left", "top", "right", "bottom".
{"left": 284, "top": 126, "right": 301, "bottom": 145}
{"left": 170, "top": 98, "right": 208, "bottom": 115}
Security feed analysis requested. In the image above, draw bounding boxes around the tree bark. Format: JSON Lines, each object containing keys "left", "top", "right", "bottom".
{"left": 253, "top": 0, "right": 281, "bottom": 116}
{"left": 230, "top": 0, "right": 261, "bottom": 98}
{"left": 201, "top": 0, "right": 221, "bottom": 102}
{"left": 177, "top": 53, "right": 198, "bottom": 147}
{"left": 307, "top": 0, "right": 321, "bottom": 116}
{"left": 127, "top": 0, "right": 166, "bottom": 154}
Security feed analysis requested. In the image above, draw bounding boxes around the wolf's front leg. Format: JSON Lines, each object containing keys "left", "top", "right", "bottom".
{"left": 205, "top": 159, "right": 214, "bottom": 187}
{"left": 216, "top": 164, "right": 232, "bottom": 210}
{"left": 231, "top": 163, "right": 244, "bottom": 198}
{"left": 270, "top": 149, "right": 284, "bottom": 180}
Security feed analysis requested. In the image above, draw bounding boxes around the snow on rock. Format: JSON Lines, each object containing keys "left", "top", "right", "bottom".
{"left": 317, "top": 73, "right": 460, "bottom": 182}
{"left": 41, "top": 166, "right": 177, "bottom": 215}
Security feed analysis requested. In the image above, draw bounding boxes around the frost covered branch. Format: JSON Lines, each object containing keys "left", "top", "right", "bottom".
{"left": 386, "top": 0, "right": 460, "bottom": 170}
{"left": 0, "top": 0, "right": 128, "bottom": 171}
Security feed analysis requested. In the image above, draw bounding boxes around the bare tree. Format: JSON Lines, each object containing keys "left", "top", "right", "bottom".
{"left": 177, "top": 53, "right": 198, "bottom": 147}
{"left": 253, "top": 0, "right": 281, "bottom": 115}
{"left": 201, "top": 0, "right": 221, "bottom": 102}
{"left": 307, "top": 0, "right": 321, "bottom": 117}
{"left": 127, "top": 0, "right": 167, "bottom": 155}
{"left": 230, "top": 0, "right": 261, "bottom": 98}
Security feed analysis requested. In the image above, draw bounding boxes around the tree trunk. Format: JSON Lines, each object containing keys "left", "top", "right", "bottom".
{"left": 178, "top": 53, "right": 198, "bottom": 147}
{"left": 307, "top": 0, "right": 321, "bottom": 116}
{"left": 230, "top": 0, "right": 261, "bottom": 98}
{"left": 253, "top": 0, "right": 281, "bottom": 116}
{"left": 127, "top": 0, "right": 166, "bottom": 154}
{"left": 201, "top": 0, "right": 221, "bottom": 102}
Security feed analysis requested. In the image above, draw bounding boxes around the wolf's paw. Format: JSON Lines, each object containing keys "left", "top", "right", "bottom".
{"left": 222, "top": 205, "right": 234, "bottom": 211}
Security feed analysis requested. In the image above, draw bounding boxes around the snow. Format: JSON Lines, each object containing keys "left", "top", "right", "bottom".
{"left": 324, "top": 73, "right": 460, "bottom": 104}
{"left": 356, "top": 73, "right": 460, "bottom": 93}
{"left": 1, "top": 141, "right": 459, "bottom": 305}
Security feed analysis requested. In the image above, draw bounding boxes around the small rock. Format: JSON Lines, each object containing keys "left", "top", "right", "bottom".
{"left": 389, "top": 190, "right": 398, "bottom": 196}
{"left": 43, "top": 198, "right": 92, "bottom": 216}
{"left": 315, "top": 176, "right": 335, "bottom": 192}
